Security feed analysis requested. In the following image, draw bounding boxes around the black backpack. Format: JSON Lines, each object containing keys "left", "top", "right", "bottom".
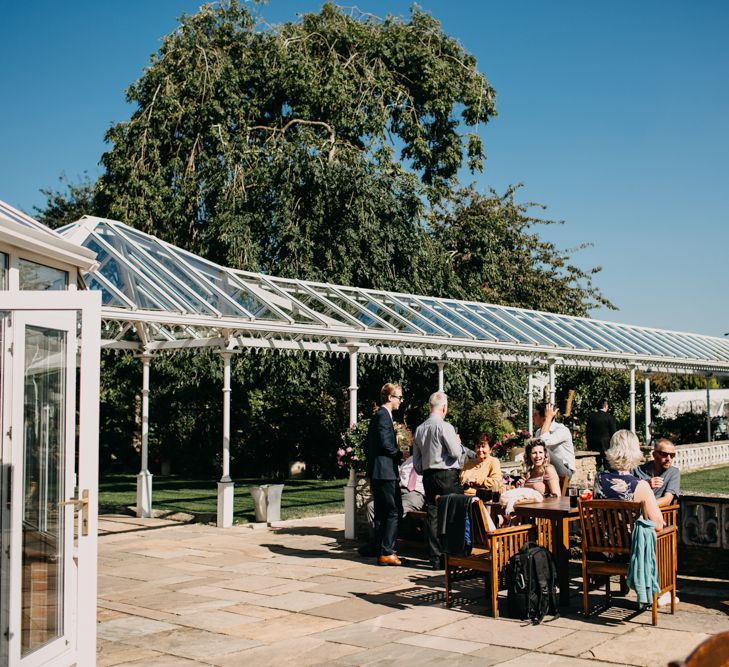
{"left": 505, "top": 542, "right": 560, "bottom": 624}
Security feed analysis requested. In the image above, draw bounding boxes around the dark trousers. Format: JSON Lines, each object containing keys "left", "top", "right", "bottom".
{"left": 422, "top": 468, "right": 462, "bottom": 564}
{"left": 371, "top": 478, "right": 401, "bottom": 556}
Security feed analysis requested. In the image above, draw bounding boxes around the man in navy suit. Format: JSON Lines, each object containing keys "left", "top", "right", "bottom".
{"left": 365, "top": 383, "right": 405, "bottom": 565}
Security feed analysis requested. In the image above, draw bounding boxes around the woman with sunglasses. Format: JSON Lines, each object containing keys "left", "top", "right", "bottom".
{"left": 593, "top": 429, "right": 664, "bottom": 529}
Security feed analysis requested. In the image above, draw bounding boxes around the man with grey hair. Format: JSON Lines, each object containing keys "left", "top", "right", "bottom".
{"left": 413, "top": 391, "right": 474, "bottom": 570}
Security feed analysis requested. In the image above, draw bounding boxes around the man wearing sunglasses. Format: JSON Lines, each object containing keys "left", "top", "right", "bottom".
{"left": 364, "top": 383, "right": 406, "bottom": 565}
{"left": 632, "top": 438, "right": 681, "bottom": 507}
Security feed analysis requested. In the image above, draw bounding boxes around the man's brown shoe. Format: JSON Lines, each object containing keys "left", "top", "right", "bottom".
{"left": 377, "top": 554, "right": 402, "bottom": 566}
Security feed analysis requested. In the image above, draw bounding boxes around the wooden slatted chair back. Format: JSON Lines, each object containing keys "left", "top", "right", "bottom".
{"left": 469, "top": 499, "right": 491, "bottom": 548}
{"left": 579, "top": 499, "right": 642, "bottom": 557}
{"left": 661, "top": 503, "right": 679, "bottom": 527}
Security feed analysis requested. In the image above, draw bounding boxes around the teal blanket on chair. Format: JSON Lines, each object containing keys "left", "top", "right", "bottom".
{"left": 627, "top": 517, "right": 660, "bottom": 604}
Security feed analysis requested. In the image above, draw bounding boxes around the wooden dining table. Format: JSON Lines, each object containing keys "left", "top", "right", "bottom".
{"left": 513, "top": 496, "right": 580, "bottom": 607}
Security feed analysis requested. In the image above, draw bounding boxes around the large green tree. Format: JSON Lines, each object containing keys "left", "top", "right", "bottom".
{"left": 96, "top": 1, "right": 496, "bottom": 291}
{"left": 36, "top": 2, "right": 613, "bottom": 476}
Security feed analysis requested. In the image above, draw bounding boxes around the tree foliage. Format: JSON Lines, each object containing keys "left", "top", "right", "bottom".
{"left": 96, "top": 1, "right": 496, "bottom": 284}
{"left": 35, "top": 2, "right": 614, "bottom": 477}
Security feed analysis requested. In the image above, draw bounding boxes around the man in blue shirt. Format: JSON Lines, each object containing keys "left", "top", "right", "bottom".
{"left": 633, "top": 438, "right": 680, "bottom": 507}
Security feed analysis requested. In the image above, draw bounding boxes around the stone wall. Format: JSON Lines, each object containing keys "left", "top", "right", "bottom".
{"left": 677, "top": 492, "right": 729, "bottom": 576}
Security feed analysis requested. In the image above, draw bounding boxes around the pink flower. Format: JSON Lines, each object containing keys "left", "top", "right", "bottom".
{"left": 346, "top": 447, "right": 353, "bottom": 453}
{"left": 337, "top": 448, "right": 345, "bottom": 457}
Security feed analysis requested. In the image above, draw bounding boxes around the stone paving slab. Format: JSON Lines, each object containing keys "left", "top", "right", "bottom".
{"left": 96, "top": 513, "right": 729, "bottom": 666}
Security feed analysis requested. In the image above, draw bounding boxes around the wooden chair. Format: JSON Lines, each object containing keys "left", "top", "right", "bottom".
{"left": 444, "top": 499, "right": 532, "bottom": 618}
{"left": 661, "top": 503, "right": 680, "bottom": 527}
{"left": 579, "top": 499, "right": 677, "bottom": 626}
{"left": 667, "top": 630, "right": 729, "bottom": 667}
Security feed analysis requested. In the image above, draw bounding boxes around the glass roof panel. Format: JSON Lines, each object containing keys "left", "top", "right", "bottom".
{"left": 504, "top": 311, "right": 570, "bottom": 347}
{"left": 439, "top": 301, "right": 499, "bottom": 341}
{"left": 608, "top": 323, "right": 660, "bottom": 356}
{"left": 538, "top": 313, "right": 605, "bottom": 351}
{"left": 306, "top": 287, "right": 395, "bottom": 330}
{"left": 628, "top": 327, "right": 683, "bottom": 358}
{"left": 274, "top": 283, "right": 365, "bottom": 328}
{"left": 360, "top": 294, "right": 428, "bottom": 334}
{"left": 172, "top": 253, "right": 288, "bottom": 321}
{"left": 459, "top": 304, "right": 521, "bottom": 343}
{"left": 85, "top": 276, "right": 129, "bottom": 308}
{"left": 119, "top": 226, "right": 224, "bottom": 314}
{"left": 110, "top": 244, "right": 219, "bottom": 317}
{"left": 565, "top": 319, "right": 622, "bottom": 352}
{"left": 236, "top": 275, "right": 323, "bottom": 325}
{"left": 626, "top": 326, "right": 678, "bottom": 357}
{"left": 485, "top": 307, "right": 559, "bottom": 346}
{"left": 691, "top": 335, "right": 729, "bottom": 361}
{"left": 386, "top": 296, "right": 455, "bottom": 337}
{"left": 419, "top": 298, "right": 491, "bottom": 339}
{"left": 668, "top": 333, "right": 715, "bottom": 360}
{"left": 647, "top": 330, "right": 700, "bottom": 358}
{"left": 84, "top": 237, "right": 178, "bottom": 312}
{"left": 577, "top": 319, "right": 643, "bottom": 354}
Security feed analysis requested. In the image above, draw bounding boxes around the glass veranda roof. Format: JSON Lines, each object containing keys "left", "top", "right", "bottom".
{"left": 58, "top": 216, "right": 729, "bottom": 375}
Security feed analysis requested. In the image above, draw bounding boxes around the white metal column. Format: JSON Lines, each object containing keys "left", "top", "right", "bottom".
{"left": 706, "top": 376, "right": 712, "bottom": 442}
{"left": 217, "top": 350, "right": 235, "bottom": 528}
{"left": 136, "top": 354, "right": 153, "bottom": 518}
{"left": 345, "top": 345, "right": 359, "bottom": 540}
{"left": 434, "top": 360, "right": 447, "bottom": 392}
{"left": 548, "top": 358, "right": 557, "bottom": 405}
{"left": 348, "top": 346, "right": 359, "bottom": 427}
{"left": 527, "top": 367, "right": 535, "bottom": 434}
{"left": 644, "top": 375, "right": 652, "bottom": 446}
{"left": 629, "top": 364, "right": 637, "bottom": 434}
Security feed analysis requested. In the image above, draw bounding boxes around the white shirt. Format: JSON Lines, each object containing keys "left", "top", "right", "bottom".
{"left": 398, "top": 457, "right": 425, "bottom": 496}
{"left": 536, "top": 421, "right": 576, "bottom": 472}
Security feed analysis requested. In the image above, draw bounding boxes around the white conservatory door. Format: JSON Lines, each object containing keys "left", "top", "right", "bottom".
{"left": 0, "top": 292, "right": 100, "bottom": 667}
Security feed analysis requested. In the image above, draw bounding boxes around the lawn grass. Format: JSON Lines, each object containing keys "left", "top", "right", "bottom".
{"left": 681, "top": 465, "right": 729, "bottom": 495}
{"left": 101, "top": 465, "right": 729, "bottom": 525}
{"left": 99, "top": 474, "right": 346, "bottom": 523}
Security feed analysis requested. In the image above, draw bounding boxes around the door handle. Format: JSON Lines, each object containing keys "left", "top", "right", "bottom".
{"left": 59, "top": 489, "right": 89, "bottom": 536}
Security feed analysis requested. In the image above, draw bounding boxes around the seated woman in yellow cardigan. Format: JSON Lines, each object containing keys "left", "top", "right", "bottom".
{"left": 460, "top": 433, "right": 504, "bottom": 496}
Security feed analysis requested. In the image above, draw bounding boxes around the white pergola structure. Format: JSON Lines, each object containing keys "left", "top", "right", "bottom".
{"left": 59, "top": 216, "right": 729, "bottom": 528}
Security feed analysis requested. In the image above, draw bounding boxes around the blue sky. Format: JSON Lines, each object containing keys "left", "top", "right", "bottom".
{"left": 2, "top": 1, "right": 728, "bottom": 336}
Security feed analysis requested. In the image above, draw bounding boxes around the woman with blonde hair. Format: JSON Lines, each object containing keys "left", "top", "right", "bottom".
{"left": 594, "top": 429, "right": 664, "bottom": 529}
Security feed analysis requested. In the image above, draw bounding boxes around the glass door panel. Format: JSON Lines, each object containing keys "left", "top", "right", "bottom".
{"left": 20, "top": 326, "right": 67, "bottom": 657}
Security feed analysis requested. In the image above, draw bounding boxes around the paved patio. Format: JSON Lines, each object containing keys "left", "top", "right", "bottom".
{"left": 97, "top": 513, "right": 729, "bottom": 666}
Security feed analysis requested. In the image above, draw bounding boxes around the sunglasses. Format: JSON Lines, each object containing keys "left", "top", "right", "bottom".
{"left": 655, "top": 450, "right": 676, "bottom": 458}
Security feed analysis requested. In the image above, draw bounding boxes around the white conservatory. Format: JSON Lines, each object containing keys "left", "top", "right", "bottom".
{"left": 2, "top": 200, "right": 729, "bottom": 665}
{"left": 0, "top": 201, "right": 101, "bottom": 667}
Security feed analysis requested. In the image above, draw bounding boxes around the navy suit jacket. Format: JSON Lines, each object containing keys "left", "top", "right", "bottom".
{"left": 365, "top": 406, "right": 402, "bottom": 480}
{"left": 586, "top": 410, "right": 617, "bottom": 453}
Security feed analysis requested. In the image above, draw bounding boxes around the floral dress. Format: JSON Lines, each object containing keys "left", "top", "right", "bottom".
{"left": 594, "top": 470, "right": 640, "bottom": 500}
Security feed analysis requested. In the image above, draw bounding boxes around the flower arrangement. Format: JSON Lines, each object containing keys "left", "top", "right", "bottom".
{"left": 491, "top": 429, "right": 531, "bottom": 461}
{"left": 395, "top": 422, "right": 413, "bottom": 451}
{"left": 337, "top": 419, "right": 413, "bottom": 471}
{"left": 337, "top": 419, "right": 370, "bottom": 471}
